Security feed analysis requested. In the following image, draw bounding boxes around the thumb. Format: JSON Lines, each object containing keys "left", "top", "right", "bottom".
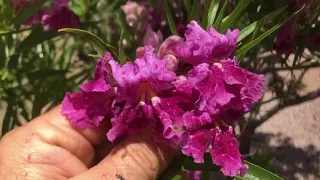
{"left": 71, "top": 131, "right": 176, "bottom": 180}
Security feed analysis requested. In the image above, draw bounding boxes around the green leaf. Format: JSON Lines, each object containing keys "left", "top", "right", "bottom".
{"left": 16, "top": 26, "right": 58, "bottom": 52}
{"left": 235, "top": 4, "right": 305, "bottom": 59}
{"left": 238, "top": 6, "right": 287, "bottom": 42}
{"left": 235, "top": 161, "right": 283, "bottom": 180}
{"left": 0, "top": 0, "right": 14, "bottom": 26}
{"left": 70, "top": 0, "right": 87, "bottom": 18}
{"left": 220, "top": 0, "right": 251, "bottom": 33}
{"left": 119, "top": 30, "right": 126, "bottom": 65}
{"left": 213, "top": 0, "right": 228, "bottom": 30}
{"left": 27, "top": 70, "right": 67, "bottom": 81}
{"left": 201, "top": 0, "right": 211, "bottom": 28}
{"left": 58, "top": 28, "right": 118, "bottom": 59}
{"left": 189, "top": 0, "right": 201, "bottom": 22}
{"left": 14, "top": 0, "right": 49, "bottom": 26}
{"left": 207, "top": 0, "right": 220, "bottom": 29}
{"left": 183, "top": 0, "right": 192, "bottom": 15}
{"left": 164, "top": 0, "right": 178, "bottom": 35}
{"left": 116, "top": 11, "right": 132, "bottom": 48}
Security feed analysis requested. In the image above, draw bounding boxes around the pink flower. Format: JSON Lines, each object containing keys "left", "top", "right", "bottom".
{"left": 173, "top": 21, "right": 240, "bottom": 65}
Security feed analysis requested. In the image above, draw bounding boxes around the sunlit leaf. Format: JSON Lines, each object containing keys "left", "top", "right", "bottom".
{"left": 220, "top": 0, "right": 251, "bottom": 33}
{"left": 238, "top": 6, "right": 287, "bottom": 42}
{"left": 58, "top": 28, "right": 118, "bottom": 59}
{"left": 235, "top": 161, "right": 283, "bottom": 180}
{"left": 236, "top": 4, "right": 305, "bottom": 60}
{"left": 164, "top": 0, "right": 178, "bottom": 35}
{"left": 207, "top": 0, "right": 220, "bottom": 29}
{"left": 213, "top": 0, "right": 228, "bottom": 30}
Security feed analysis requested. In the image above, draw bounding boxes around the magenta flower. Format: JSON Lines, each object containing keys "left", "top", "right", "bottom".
{"left": 176, "top": 58, "right": 264, "bottom": 118}
{"left": 106, "top": 46, "right": 190, "bottom": 144}
{"left": 211, "top": 127, "right": 248, "bottom": 177}
{"left": 61, "top": 53, "right": 116, "bottom": 128}
{"left": 61, "top": 20, "right": 265, "bottom": 178}
{"left": 42, "top": 6, "right": 82, "bottom": 31}
{"left": 181, "top": 111, "right": 248, "bottom": 177}
{"left": 173, "top": 21, "right": 240, "bottom": 65}
{"left": 10, "top": 0, "right": 81, "bottom": 31}
{"left": 274, "top": 18, "right": 296, "bottom": 55}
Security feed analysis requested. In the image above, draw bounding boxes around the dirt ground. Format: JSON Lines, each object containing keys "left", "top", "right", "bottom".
{"left": 256, "top": 67, "right": 320, "bottom": 180}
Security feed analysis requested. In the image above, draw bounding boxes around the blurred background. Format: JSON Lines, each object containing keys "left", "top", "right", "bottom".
{"left": 0, "top": 0, "right": 319, "bottom": 179}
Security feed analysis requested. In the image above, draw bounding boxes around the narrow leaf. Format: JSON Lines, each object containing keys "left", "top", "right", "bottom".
{"left": 119, "top": 30, "right": 126, "bottom": 65}
{"left": 164, "top": 0, "right": 178, "bottom": 35}
{"left": 16, "top": 26, "right": 58, "bottom": 52}
{"left": 183, "top": 0, "right": 192, "bottom": 15}
{"left": 238, "top": 6, "right": 287, "bottom": 42}
{"left": 58, "top": 28, "right": 118, "bottom": 59}
{"left": 207, "top": 0, "right": 220, "bottom": 29}
{"left": 235, "top": 161, "right": 283, "bottom": 180}
{"left": 220, "top": 0, "right": 251, "bottom": 33}
{"left": 236, "top": 5, "right": 304, "bottom": 59}
{"left": 189, "top": 0, "right": 201, "bottom": 22}
{"left": 213, "top": 0, "right": 228, "bottom": 30}
{"left": 201, "top": 0, "right": 211, "bottom": 28}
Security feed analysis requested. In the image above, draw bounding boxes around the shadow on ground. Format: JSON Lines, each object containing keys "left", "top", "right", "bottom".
{"left": 254, "top": 132, "right": 320, "bottom": 180}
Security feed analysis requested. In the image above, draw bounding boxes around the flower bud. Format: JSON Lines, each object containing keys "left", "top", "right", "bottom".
{"left": 158, "top": 35, "right": 184, "bottom": 59}
{"left": 164, "top": 54, "right": 179, "bottom": 71}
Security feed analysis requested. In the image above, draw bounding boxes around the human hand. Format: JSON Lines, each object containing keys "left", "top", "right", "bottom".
{"left": 0, "top": 106, "right": 175, "bottom": 180}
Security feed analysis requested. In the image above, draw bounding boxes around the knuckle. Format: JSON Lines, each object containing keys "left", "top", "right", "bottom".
{"left": 115, "top": 141, "right": 160, "bottom": 179}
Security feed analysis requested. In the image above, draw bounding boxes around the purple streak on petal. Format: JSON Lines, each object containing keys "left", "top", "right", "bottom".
{"left": 211, "top": 127, "right": 247, "bottom": 177}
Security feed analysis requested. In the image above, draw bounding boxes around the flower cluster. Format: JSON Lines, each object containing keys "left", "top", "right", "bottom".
{"left": 10, "top": 0, "right": 81, "bottom": 31}
{"left": 62, "top": 21, "right": 265, "bottom": 177}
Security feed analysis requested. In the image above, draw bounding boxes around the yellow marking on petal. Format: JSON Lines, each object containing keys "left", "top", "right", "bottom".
{"left": 213, "top": 63, "right": 222, "bottom": 69}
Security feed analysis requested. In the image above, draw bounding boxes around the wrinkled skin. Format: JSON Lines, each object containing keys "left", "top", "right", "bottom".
{"left": 0, "top": 106, "right": 175, "bottom": 180}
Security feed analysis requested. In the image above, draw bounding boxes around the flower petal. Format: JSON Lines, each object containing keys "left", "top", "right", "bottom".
{"left": 107, "top": 104, "right": 150, "bottom": 142}
{"left": 210, "top": 127, "right": 247, "bottom": 177}
{"left": 221, "top": 60, "right": 265, "bottom": 111}
{"left": 173, "top": 21, "right": 240, "bottom": 65}
{"left": 61, "top": 91, "right": 111, "bottom": 128}
{"left": 182, "top": 129, "right": 215, "bottom": 163}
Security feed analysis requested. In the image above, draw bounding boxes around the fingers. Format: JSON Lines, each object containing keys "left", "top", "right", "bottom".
{"left": 0, "top": 105, "right": 110, "bottom": 179}
{"left": 71, "top": 130, "right": 177, "bottom": 180}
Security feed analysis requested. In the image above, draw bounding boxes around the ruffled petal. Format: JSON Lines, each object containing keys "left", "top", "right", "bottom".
{"left": 61, "top": 91, "right": 112, "bottom": 128}
{"left": 221, "top": 60, "right": 265, "bottom": 111}
{"left": 183, "top": 111, "right": 213, "bottom": 131}
{"left": 182, "top": 129, "right": 215, "bottom": 163}
{"left": 210, "top": 127, "right": 247, "bottom": 177}
{"left": 107, "top": 104, "right": 150, "bottom": 142}
{"left": 194, "top": 65, "right": 236, "bottom": 114}
{"left": 173, "top": 21, "right": 240, "bottom": 65}
{"left": 80, "top": 52, "right": 114, "bottom": 92}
